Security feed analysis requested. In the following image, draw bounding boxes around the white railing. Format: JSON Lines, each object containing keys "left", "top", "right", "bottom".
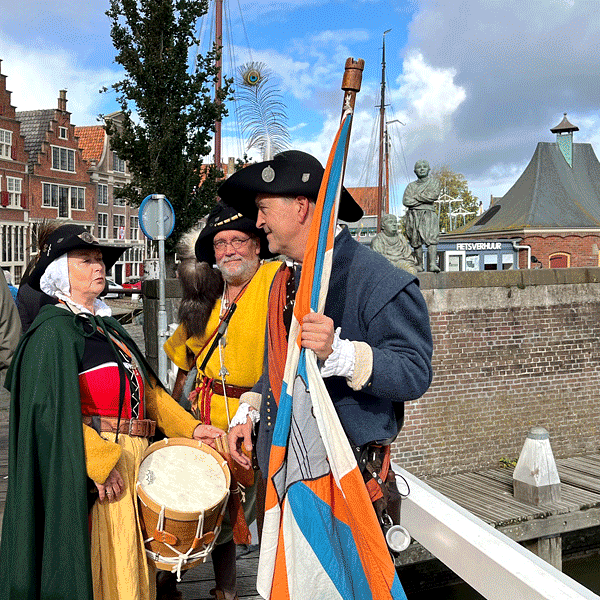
{"left": 394, "top": 464, "right": 600, "bottom": 600}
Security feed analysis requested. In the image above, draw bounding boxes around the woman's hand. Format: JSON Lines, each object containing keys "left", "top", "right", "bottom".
{"left": 95, "top": 467, "right": 124, "bottom": 503}
{"left": 193, "top": 423, "right": 226, "bottom": 449}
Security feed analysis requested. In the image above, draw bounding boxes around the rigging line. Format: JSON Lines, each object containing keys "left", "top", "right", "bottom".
{"left": 223, "top": 0, "right": 244, "bottom": 161}
{"left": 235, "top": 0, "right": 253, "bottom": 64}
{"left": 356, "top": 109, "right": 380, "bottom": 187}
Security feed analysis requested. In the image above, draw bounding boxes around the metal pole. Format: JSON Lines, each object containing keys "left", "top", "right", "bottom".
{"left": 156, "top": 194, "right": 168, "bottom": 383}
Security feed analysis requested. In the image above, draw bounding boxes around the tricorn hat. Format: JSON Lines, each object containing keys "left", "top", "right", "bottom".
{"left": 28, "top": 224, "right": 129, "bottom": 291}
{"left": 217, "top": 150, "right": 364, "bottom": 223}
{"left": 195, "top": 202, "right": 275, "bottom": 265}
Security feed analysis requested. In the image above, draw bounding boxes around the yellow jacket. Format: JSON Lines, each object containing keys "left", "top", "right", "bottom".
{"left": 164, "top": 261, "right": 281, "bottom": 431}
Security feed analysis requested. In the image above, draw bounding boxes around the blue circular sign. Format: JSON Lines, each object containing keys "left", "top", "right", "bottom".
{"left": 139, "top": 194, "right": 175, "bottom": 240}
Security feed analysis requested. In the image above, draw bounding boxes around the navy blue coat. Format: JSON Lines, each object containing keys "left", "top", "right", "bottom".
{"left": 256, "top": 227, "right": 433, "bottom": 473}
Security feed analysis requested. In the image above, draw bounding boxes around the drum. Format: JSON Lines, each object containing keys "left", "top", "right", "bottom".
{"left": 136, "top": 438, "right": 230, "bottom": 579}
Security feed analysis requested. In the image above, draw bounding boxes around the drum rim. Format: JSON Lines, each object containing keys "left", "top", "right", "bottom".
{"left": 137, "top": 437, "right": 231, "bottom": 521}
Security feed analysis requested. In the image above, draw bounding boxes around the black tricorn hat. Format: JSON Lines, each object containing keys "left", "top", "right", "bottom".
{"left": 217, "top": 150, "right": 364, "bottom": 223}
{"left": 195, "top": 202, "right": 275, "bottom": 265}
{"left": 28, "top": 224, "right": 129, "bottom": 291}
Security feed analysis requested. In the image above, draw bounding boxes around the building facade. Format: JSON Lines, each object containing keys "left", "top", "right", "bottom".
{"left": 445, "top": 115, "right": 600, "bottom": 270}
{"left": 75, "top": 113, "right": 144, "bottom": 283}
{"left": 0, "top": 61, "right": 29, "bottom": 284}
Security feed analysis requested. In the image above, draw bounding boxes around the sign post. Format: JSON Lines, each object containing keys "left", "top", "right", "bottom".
{"left": 139, "top": 193, "right": 175, "bottom": 384}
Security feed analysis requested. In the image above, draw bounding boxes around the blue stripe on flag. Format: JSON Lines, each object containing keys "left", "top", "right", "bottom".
{"left": 310, "top": 115, "right": 352, "bottom": 312}
{"left": 287, "top": 480, "right": 373, "bottom": 600}
{"left": 272, "top": 381, "right": 293, "bottom": 447}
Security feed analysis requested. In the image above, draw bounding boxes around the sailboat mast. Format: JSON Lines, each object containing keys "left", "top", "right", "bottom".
{"left": 377, "top": 29, "right": 391, "bottom": 233}
{"left": 214, "top": 0, "right": 223, "bottom": 171}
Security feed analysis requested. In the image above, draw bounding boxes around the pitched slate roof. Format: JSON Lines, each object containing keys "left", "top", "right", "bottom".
{"left": 75, "top": 125, "right": 105, "bottom": 163}
{"left": 453, "top": 142, "right": 600, "bottom": 235}
{"left": 16, "top": 109, "right": 55, "bottom": 170}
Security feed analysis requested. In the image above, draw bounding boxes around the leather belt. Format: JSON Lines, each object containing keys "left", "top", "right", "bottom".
{"left": 82, "top": 415, "right": 156, "bottom": 438}
{"left": 210, "top": 380, "right": 251, "bottom": 399}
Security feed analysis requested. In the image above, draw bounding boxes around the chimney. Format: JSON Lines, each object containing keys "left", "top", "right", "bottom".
{"left": 550, "top": 113, "right": 578, "bottom": 168}
{"left": 58, "top": 90, "right": 68, "bottom": 112}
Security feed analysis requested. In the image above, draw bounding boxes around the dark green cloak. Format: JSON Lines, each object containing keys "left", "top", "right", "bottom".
{"left": 0, "top": 305, "right": 150, "bottom": 600}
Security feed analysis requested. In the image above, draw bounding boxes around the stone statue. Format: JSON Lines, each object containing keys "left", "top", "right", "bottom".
{"left": 403, "top": 160, "right": 441, "bottom": 272}
{"left": 371, "top": 214, "right": 418, "bottom": 274}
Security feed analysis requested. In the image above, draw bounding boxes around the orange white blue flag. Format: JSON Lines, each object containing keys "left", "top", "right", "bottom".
{"left": 257, "top": 111, "right": 407, "bottom": 599}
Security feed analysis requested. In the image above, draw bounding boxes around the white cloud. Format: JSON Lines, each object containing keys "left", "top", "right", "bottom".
{"left": 0, "top": 39, "right": 121, "bottom": 126}
{"left": 397, "top": 50, "right": 466, "bottom": 130}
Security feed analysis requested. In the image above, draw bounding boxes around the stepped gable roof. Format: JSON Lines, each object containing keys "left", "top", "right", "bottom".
{"left": 16, "top": 109, "right": 55, "bottom": 170}
{"left": 454, "top": 142, "right": 600, "bottom": 235}
{"left": 75, "top": 125, "right": 105, "bottom": 163}
{"left": 346, "top": 186, "right": 379, "bottom": 216}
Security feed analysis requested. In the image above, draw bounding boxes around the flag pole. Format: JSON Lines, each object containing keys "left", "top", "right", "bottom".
{"left": 339, "top": 58, "right": 365, "bottom": 182}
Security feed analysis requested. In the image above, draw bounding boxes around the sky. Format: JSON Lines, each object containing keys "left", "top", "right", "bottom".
{"left": 1, "top": 0, "right": 598, "bottom": 216}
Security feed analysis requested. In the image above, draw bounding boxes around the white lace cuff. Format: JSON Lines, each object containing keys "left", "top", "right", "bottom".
{"left": 320, "top": 327, "right": 355, "bottom": 379}
{"left": 229, "top": 402, "right": 260, "bottom": 429}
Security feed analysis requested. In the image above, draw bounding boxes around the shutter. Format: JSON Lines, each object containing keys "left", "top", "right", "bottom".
{"left": 20, "top": 193, "right": 27, "bottom": 209}
{"left": 1, "top": 191, "right": 9, "bottom": 207}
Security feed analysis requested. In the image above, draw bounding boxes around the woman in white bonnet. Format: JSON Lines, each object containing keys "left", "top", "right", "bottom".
{"left": 0, "top": 223, "right": 225, "bottom": 600}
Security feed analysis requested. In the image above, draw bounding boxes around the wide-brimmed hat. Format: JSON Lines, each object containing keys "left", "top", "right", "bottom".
{"left": 28, "top": 224, "right": 129, "bottom": 291}
{"left": 217, "top": 150, "right": 364, "bottom": 223}
{"left": 195, "top": 202, "right": 275, "bottom": 265}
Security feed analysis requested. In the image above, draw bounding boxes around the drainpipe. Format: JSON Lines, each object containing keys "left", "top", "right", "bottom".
{"left": 511, "top": 241, "right": 531, "bottom": 269}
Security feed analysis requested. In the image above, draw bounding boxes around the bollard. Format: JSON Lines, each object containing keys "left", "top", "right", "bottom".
{"left": 513, "top": 426, "right": 561, "bottom": 505}
{"left": 513, "top": 426, "right": 562, "bottom": 570}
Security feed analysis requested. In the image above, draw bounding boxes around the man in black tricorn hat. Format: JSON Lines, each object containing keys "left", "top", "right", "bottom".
{"left": 161, "top": 203, "right": 281, "bottom": 600}
{"left": 223, "top": 150, "right": 433, "bottom": 530}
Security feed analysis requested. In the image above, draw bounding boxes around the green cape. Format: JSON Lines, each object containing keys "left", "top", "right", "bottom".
{"left": 0, "top": 305, "right": 149, "bottom": 599}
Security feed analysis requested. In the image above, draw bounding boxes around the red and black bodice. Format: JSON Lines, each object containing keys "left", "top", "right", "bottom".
{"left": 79, "top": 329, "right": 145, "bottom": 419}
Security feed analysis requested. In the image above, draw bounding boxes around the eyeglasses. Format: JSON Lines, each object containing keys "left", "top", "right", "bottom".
{"left": 213, "top": 237, "right": 252, "bottom": 251}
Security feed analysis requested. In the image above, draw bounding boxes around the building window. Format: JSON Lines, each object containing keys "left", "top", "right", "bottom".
{"left": 112, "top": 151, "right": 126, "bottom": 173}
{"left": 51, "top": 146, "right": 75, "bottom": 172}
{"left": 6, "top": 177, "right": 22, "bottom": 207}
{"left": 59, "top": 127, "right": 68, "bottom": 139}
{"left": 113, "top": 194, "right": 127, "bottom": 206}
{"left": 42, "top": 183, "right": 85, "bottom": 215}
{"left": 97, "top": 184, "right": 108, "bottom": 205}
{"left": 98, "top": 213, "right": 108, "bottom": 239}
{"left": 483, "top": 254, "right": 498, "bottom": 270}
{"left": 130, "top": 216, "right": 139, "bottom": 240}
{"left": 0, "top": 129, "right": 12, "bottom": 159}
{"left": 70, "top": 187, "right": 85, "bottom": 210}
{"left": 113, "top": 214, "right": 126, "bottom": 240}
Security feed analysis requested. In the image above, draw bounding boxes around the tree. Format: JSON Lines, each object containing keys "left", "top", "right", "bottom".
{"left": 433, "top": 168, "right": 480, "bottom": 233}
{"left": 103, "top": 0, "right": 232, "bottom": 252}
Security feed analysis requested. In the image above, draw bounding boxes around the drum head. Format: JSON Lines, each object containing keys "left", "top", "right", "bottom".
{"left": 138, "top": 441, "right": 227, "bottom": 513}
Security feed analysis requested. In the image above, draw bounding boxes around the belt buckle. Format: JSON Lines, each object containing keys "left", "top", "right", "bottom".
{"left": 128, "top": 419, "right": 136, "bottom": 436}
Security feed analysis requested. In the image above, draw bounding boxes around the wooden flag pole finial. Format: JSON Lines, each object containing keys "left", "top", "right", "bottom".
{"left": 341, "top": 58, "right": 365, "bottom": 116}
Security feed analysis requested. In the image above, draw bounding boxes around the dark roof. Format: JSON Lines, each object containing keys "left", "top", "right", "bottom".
{"left": 550, "top": 113, "right": 579, "bottom": 134}
{"left": 16, "top": 109, "right": 55, "bottom": 170}
{"left": 453, "top": 142, "right": 600, "bottom": 235}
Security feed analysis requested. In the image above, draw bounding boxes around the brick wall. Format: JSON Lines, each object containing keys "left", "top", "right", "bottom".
{"left": 392, "top": 268, "right": 600, "bottom": 478}
{"left": 518, "top": 233, "right": 600, "bottom": 268}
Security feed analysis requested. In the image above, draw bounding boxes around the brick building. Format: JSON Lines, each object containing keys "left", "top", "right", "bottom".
{"left": 16, "top": 90, "right": 96, "bottom": 272}
{"left": 75, "top": 113, "right": 145, "bottom": 283}
{"left": 0, "top": 61, "right": 29, "bottom": 283}
{"left": 445, "top": 114, "right": 600, "bottom": 269}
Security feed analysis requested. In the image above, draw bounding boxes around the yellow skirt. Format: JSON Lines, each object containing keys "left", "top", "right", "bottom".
{"left": 90, "top": 433, "right": 156, "bottom": 600}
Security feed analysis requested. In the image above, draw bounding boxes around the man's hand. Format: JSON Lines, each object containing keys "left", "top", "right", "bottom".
{"left": 229, "top": 417, "right": 253, "bottom": 470}
{"left": 95, "top": 467, "right": 124, "bottom": 503}
{"left": 301, "top": 313, "right": 335, "bottom": 361}
{"left": 193, "top": 423, "right": 226, "bottom": 449}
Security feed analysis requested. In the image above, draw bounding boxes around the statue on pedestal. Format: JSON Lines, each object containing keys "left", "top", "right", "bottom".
{"left": 403, "top": 160, "right": 441, "bottom": 272}
{"left": 371, "top": 214, "right": 418, "bottom": 274}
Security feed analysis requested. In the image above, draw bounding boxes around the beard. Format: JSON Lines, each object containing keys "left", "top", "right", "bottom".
{"left": 218, "top": 254, "right": 260, "bottom": 285}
